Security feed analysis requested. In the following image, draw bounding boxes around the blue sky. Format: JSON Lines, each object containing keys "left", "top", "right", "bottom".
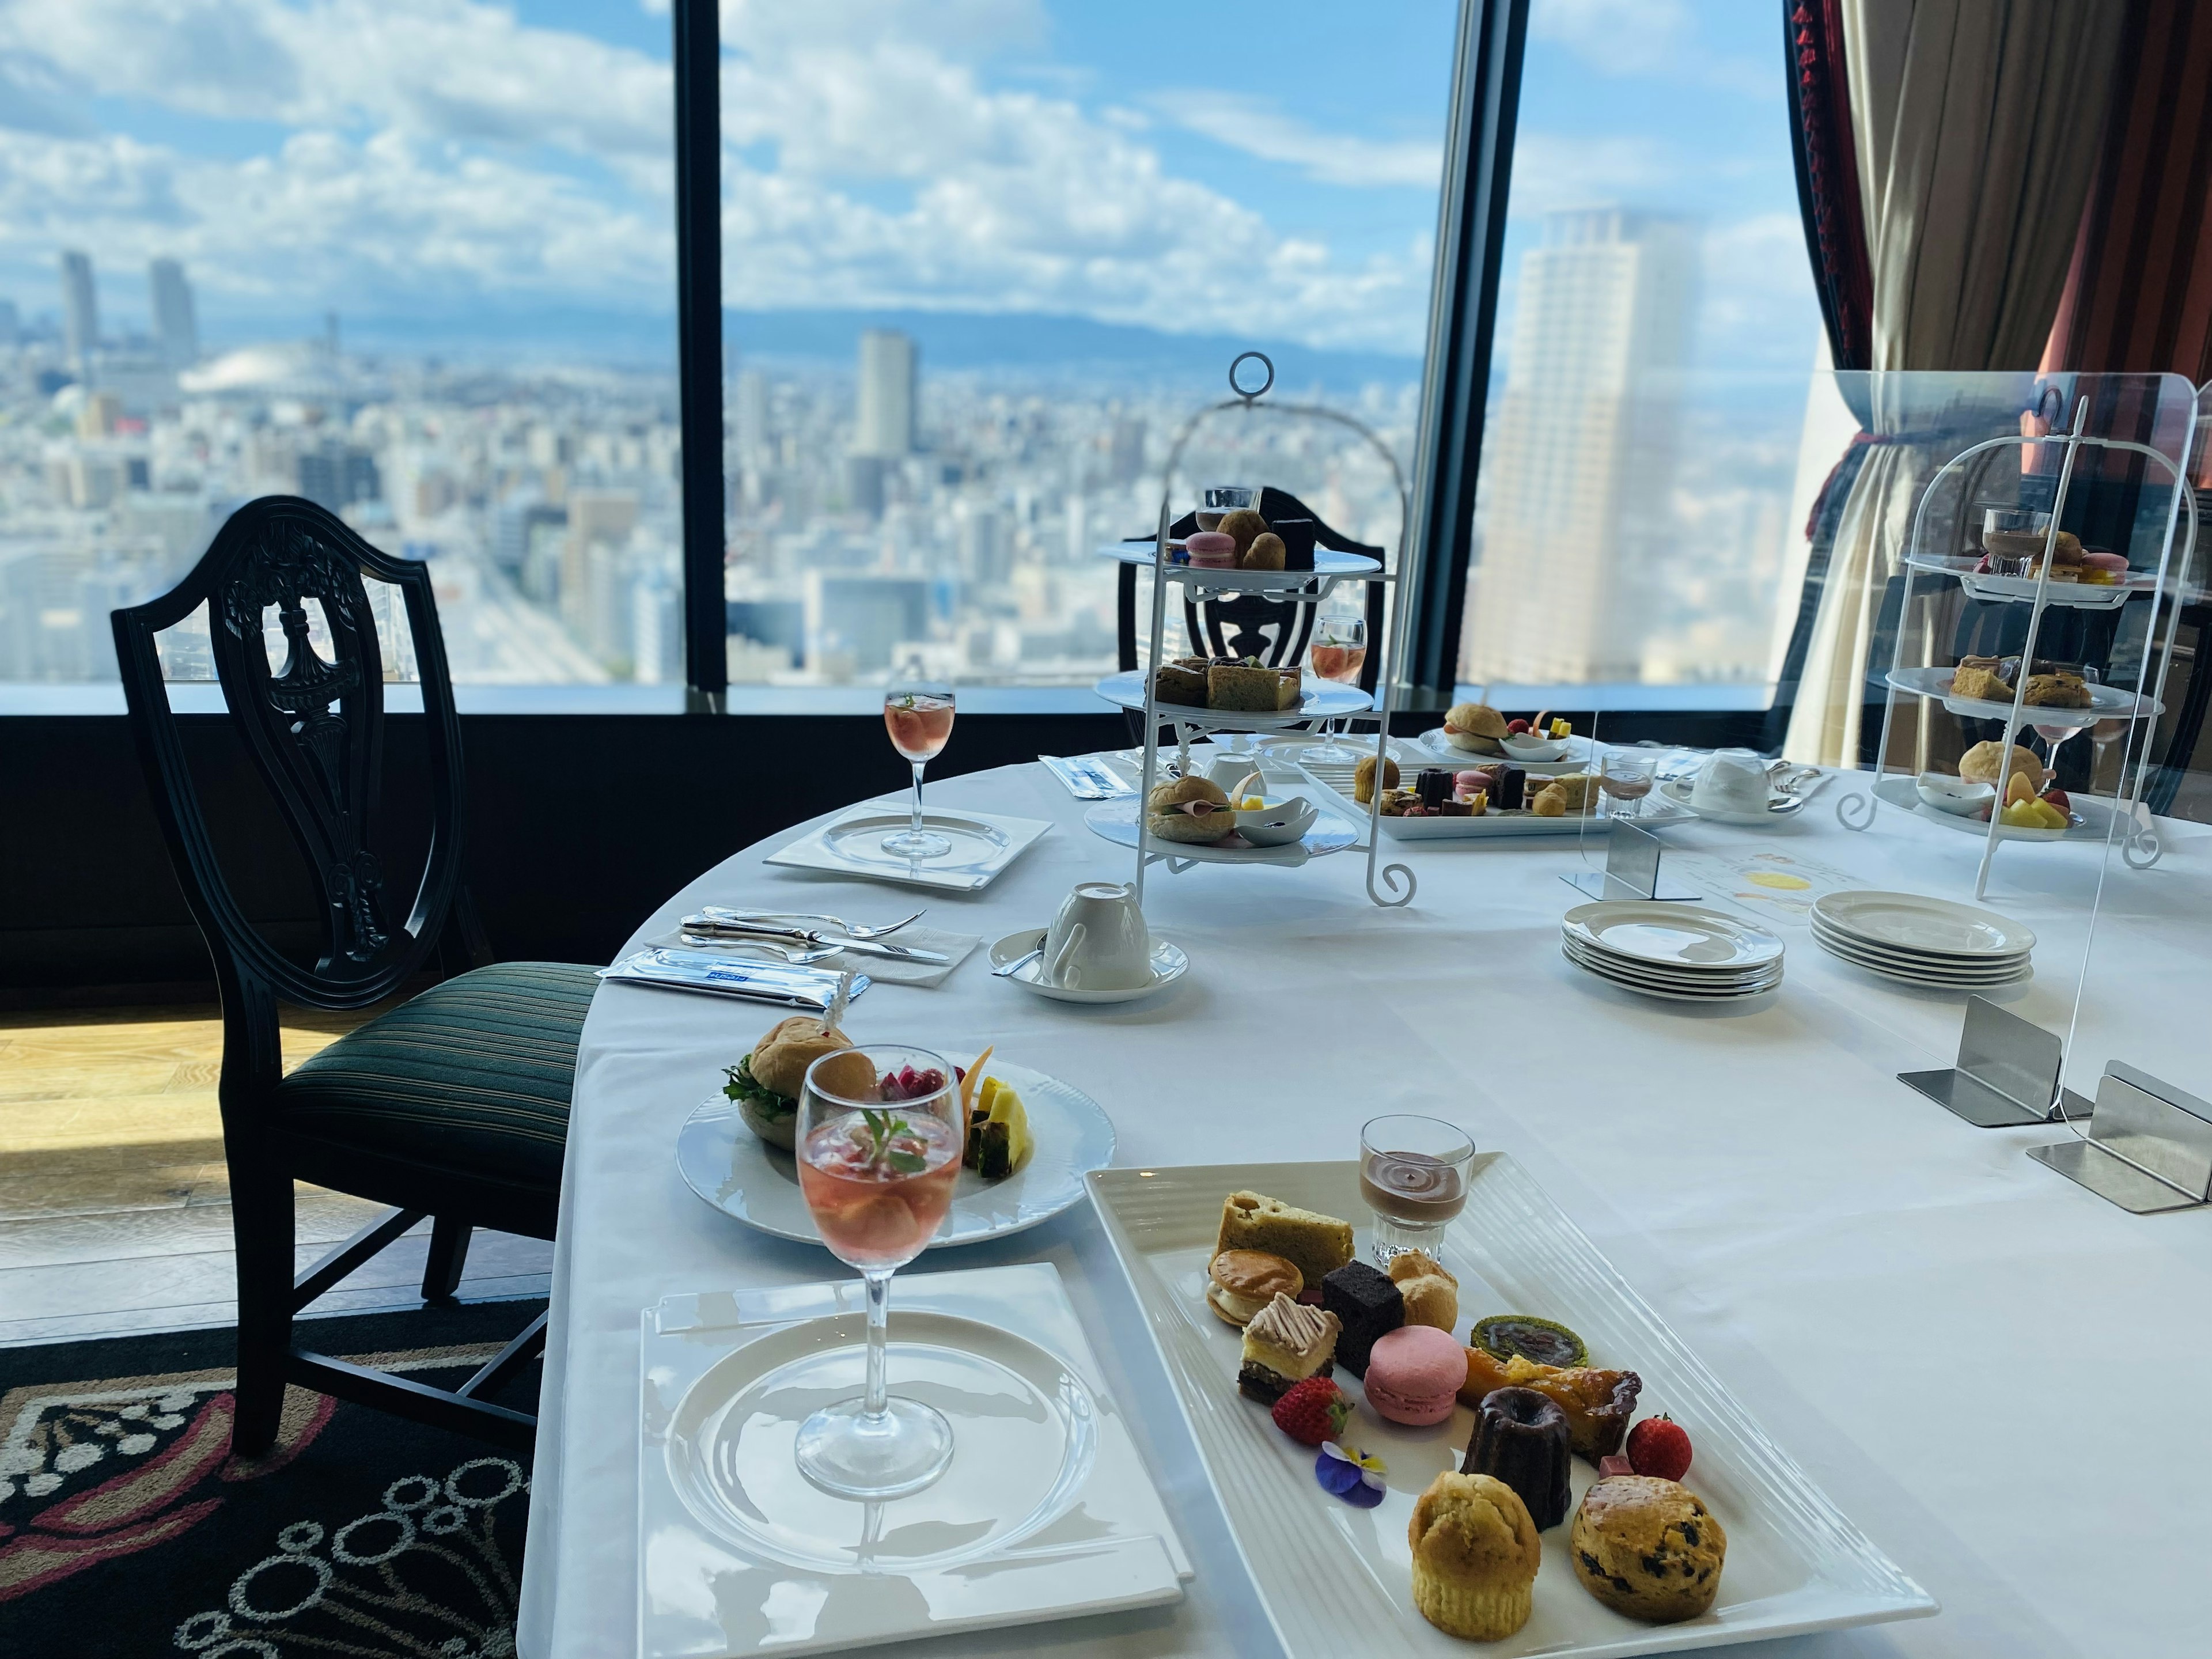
{"left": 0, "top": 0, "right": 1813, "bottom": 370}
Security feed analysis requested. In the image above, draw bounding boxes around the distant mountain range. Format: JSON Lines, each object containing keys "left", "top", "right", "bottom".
{"left": 725, "top": 308, "right": 1423, "bottom": 388}
{"left": 200, "top": 303, "right": 1422, "bottom": 390}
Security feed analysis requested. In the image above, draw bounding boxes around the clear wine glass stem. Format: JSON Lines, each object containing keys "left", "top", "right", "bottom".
{"left": 908, "top": 760, "right": 927, "bottom": 844}
{"left": 863, "top": 1266, "right": 892, "bottom": 1419}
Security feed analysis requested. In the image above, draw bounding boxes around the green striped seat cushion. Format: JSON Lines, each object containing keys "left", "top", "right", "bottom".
{"left": 275, "top": 961, "right": 597, "bottom": 1194}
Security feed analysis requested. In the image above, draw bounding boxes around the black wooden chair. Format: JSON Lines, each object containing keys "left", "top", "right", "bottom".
{"left": 110, "top": 495, "right": 595, "bottom": 1456}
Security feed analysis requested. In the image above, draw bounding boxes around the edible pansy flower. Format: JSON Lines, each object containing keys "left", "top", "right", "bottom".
{"left": 1315, "top": 1440, "right": 1387, "bottom": 1508}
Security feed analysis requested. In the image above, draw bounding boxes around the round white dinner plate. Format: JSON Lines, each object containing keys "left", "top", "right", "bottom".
{"left": 988, "top": 929, "right": 1189, "bottom": 1003}
{"left": 1812, "top": 934, "right": 2034, "bottom": 987}
{"left": 1562, "top": 942, "right": 1780, "bottom": 1001}
{"left": 1563, "top": 934, "right": 1782, "bottom": 992}
{"left": 665, "top": 1309, "right": 1097, "bottom": 1571}
{"left": 1563, "top": 929, "right": 1782, "bottom": 982}
{"left": 1812, "top": 891, "right": 2036, "bottom": 956}
{"left": 1808, "top": 915, "right": 2029, "bottom": 971}
{"left": 675, "top": 1055, "right": 1116, "bottom": 1249}
{"left": 1563, "top": 902, "right": 1786, "bottom": 969}
{"left": 1084, "top": 798, "right": 1358, "bottom": 863}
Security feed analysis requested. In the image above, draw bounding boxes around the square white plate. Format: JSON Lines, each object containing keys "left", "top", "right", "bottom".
{"left": 639, "top": 1262, "right": 1188, "bottom": 1658}
{"left": 764, "top": 802, "right": 1052, "bottom": 891}
{"left": 1088, "top": 1158, "right": 1934, "bottom": 1658}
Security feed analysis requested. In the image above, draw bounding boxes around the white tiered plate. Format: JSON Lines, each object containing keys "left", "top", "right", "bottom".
{"left": 1093, "top": 668, "right": 1370, "bottom": 729}
{"left": 1096, "top": 541, "right": 1381, "bottom": 589}
{"left": 639, "top": 1263, "right": 1187, "bottom": 1657}
{"left": 1082, "top": 797, "right": 1358, "bottom": 863}
{"left": 674, "top": 1056, "right": 1115, "bottom": 1249}
{"left": 1882, "top": 664, "right": 2157, "bottom": 725}
{"left": 1870, "top": 775, "right": 2127, "bottom": 844}
{"left": 1089, "top": 1159, "right": 1935, "bottom": 1659}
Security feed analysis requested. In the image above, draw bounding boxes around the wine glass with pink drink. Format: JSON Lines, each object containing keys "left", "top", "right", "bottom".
{"left": 793, "top": 1043, "right": 966, "bottom": 1498}
{"left": 883, "top": 671, "right": 955, "bottom": 859}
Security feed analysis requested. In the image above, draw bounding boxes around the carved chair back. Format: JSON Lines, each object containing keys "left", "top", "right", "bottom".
{"left": 112, "top": 497, "right": 478, "bottom": 1028}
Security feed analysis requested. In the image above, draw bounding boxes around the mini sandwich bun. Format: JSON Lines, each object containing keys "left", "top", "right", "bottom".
{"left": 750, "top": 1016, "right": 852, "bottom": 1101}
{"left": 1147, "top": 774, "right": 1234, "bottom": 843}
{"left": 1444, "top": 702, "right": 1508, "bottom": 753}
{"left": 1958, "top": 740, "right": 2047, "bottom": 790}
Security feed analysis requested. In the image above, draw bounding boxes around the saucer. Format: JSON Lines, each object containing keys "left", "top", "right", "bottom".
{"left": 990, "top": 929, "right": 1189, "bottom": 1003}
{"left": 1659, "top": 776, "right": 1801, "bottom": 825}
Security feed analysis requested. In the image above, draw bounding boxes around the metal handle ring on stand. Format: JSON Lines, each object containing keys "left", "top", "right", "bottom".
{"left": 1837, "top": 789, "right": 1876, "bottom": 830}
{"left": 2124, "top": 824, "right": 2162, "bottom": 869}
{"left": 1229, "top": 351, "right": 1274, "bottom": 402}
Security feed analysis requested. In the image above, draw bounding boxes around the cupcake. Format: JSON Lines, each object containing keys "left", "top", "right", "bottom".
{"left": 1569, "top": 1475, "right": 1726, "bottom": 1624}
{"left": 1408, "top": 1471, "right": 1541, "bottom": 1642}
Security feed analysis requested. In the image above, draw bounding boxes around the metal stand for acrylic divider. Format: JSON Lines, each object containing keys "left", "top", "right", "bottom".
{"left": 2028, "top": 1064, "right": 2212, "bottom": 1214}
{"left": 1560, "top": 820, "right": 1699, "bottom": 903}
{"left": 1899, "top": 997, "right": 2093, "bottom": 1128}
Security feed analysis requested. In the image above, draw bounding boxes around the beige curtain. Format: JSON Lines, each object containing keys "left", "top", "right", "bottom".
{"left": 1785, "top": 0, "right": 2126, "bottom": 765}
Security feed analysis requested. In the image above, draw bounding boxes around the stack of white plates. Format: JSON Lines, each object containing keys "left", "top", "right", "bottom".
{"left": 1810, "top": 890, "right": 2035, "bottom": 987}
{"left": 1560, "top": 902, "right": 1785, "bottom": 1001}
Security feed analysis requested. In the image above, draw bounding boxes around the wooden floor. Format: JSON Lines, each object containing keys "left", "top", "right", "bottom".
{"left": 0, "top": 1004, "right": 553, "bottom": 1347}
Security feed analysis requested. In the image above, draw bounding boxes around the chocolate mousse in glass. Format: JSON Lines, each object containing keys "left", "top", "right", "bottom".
{"left": 1359, "top": 1114, "right": 1475, "bottom": 1266}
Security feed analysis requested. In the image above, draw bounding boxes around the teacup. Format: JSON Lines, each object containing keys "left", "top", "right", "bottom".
{"left": 1692, "top": 749, "right": 1772, "bottom": 815}
{"left": 1043, "top": 881, "right": 1153, "bottom": 991}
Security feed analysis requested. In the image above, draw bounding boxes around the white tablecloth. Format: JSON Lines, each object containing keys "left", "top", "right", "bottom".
{"left": 520, "top": 760, "right": 2212, "bottom": 1658}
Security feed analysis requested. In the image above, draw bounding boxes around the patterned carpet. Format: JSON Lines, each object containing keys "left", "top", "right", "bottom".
{"left": 0, "top": 1300, "right": 544, "bottom": 1659}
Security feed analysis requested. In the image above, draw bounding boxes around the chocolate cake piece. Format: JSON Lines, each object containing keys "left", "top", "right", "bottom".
{"left": 1321, "top": 1260, "right": 1404, "bottom": 1378}
{"left": 1492, "top": 764, "right": 1527, "bottom": 810}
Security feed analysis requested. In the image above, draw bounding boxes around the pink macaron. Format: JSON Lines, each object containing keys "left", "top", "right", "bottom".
{"left": 1183, "top": 531, "right": 1237, "bottom": 567}
{"left": 1362, "top": 1324, "right": 1464, "bottom": 1426}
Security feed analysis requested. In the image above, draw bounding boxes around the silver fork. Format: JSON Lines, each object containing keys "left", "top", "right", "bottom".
{"left": 690, "top": 906, "right": 925, "bottom": 940}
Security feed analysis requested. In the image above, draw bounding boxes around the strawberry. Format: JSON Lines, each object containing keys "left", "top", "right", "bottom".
{"left": 1271, "top": 1377, "right": 1353, "bottom": 1446}
{"left": 1625, "top": 1414, "right": 1692, "bottom": 1482}
{"left": 2041, "top": 787, "right": 2070, "bottom": 813}
{"left": 1506, "top": 718, "right": 1531, "bottom": 735}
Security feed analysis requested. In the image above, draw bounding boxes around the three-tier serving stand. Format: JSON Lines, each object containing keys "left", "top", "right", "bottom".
{"left": 1840, "top": 394, "right": 2198, "bottom": 899}
{"left": 1091, "top": 353, "right": 1419, "bottom": 908}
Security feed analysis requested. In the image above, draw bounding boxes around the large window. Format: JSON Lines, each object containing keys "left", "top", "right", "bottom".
{"left": 0, "top": 0, "right": 677, "bottom": 685}
{"left": 716, "top": 1, "right": 1461, "bottom": 687}
{"left": 1457, "top": 0, "right": 1823, "bottom": 698}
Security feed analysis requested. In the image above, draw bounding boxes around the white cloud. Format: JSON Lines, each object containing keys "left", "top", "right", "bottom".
{"left": 0, "top": 0, "right": 1438, "bottom": 353}
{"left": 1503, "top": 132, "right": 1672, "bottom": 218}
{"left": 1531, "top": 0, "right": 1775, "bottom": 98}
{"left": 1156, "top": 93, "right": 1441, "bottom": 188}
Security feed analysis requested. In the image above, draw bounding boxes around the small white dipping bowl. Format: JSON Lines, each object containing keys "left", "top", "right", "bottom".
{"left": 1233, "top": 795, "right": 1319, "bottom": 846}
{"left": 1499, "top": 732, "right": 1570, "bottom": 761}
{"left": 1916, "top": 772, "right": 1995, "bottom": 816}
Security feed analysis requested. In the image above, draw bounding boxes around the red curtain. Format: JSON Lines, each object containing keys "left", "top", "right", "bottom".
{"left": 1785, "top": 0, "right": 1874, "bottom": 372}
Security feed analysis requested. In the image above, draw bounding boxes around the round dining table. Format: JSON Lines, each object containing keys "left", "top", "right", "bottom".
{"left": 518, "top": 755, "right": 2212, "bottom": 1659}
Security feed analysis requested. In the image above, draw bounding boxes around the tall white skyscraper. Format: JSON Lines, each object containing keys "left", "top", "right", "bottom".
{"left": 60, "top": 251, "right": 97, "bottom": 366}
{"left": 1462, "top": 209, "right": 1698, "bottom": 685}
{"left": 854, "top": 329, "right": 916, "bottom": 457}
{"left": 149, "top": 257, "right": 198, "bottom": 367}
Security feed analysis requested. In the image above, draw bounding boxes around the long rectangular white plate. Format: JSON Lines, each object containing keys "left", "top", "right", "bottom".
{"left": 1088, "top": 1158, "right": 1934, "bottom": 1658}
{"left": 764, "top": 802, "right": 1051, "bottom": 891}
{"left": 639, "top": 1262, "right": 1188, "bottom": 1658}
{"left": 1296, "top": 751, "right": 1690, "bottom": 842}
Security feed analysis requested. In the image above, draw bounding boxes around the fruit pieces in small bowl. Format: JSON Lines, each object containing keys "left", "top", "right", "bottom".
{"left": 1499, "top": 713, "right": 1573, "bottom": 763}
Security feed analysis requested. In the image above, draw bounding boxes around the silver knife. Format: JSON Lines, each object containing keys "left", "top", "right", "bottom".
{"left": 707, "top": 923, "right": 949, "bottom": 964}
